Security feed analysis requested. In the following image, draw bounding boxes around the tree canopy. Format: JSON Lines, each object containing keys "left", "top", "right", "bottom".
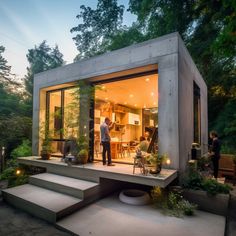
{"left": 24, "top": 41, "right": 64, "bottom": 98}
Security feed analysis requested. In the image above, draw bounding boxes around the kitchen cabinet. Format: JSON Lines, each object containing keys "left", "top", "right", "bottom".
{"left": 127, "top": 113, "right": 140, "bottom": 125}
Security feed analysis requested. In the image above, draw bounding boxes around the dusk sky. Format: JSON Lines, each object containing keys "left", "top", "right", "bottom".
{"left": 0, "top": 0, "right": 136, "bottom": 79}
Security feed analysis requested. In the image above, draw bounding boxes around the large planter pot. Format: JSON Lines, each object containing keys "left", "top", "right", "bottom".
{"left": 77, "top": 150, "right": 89, "bottom": 164}
{"left": 40, "top": 152, "right": 51, "bottom": 160}
{"left": 182, "top": 189, "right": 230, "bottom": 216}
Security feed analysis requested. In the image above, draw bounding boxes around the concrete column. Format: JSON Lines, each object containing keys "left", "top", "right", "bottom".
{"left": 158, "top": 53, "right": 179, "bottom": 170}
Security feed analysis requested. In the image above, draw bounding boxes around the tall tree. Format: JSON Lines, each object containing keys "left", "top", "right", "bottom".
{"left": 71, "top": 0, "right": 125, "bottom": 59}
{"left": 0, "top": 46, "right": 32, "bottom": 157}
{"left": 0, "top": 46, "right": 11, "bottom": 84}
{"left": 128, "top": 0, "right": 195, "bottom": 40}
{"left": 24, "top": 41, "right": 64, "bottom": 98}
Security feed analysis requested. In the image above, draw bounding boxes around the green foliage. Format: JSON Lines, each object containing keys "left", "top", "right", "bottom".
{"left": 148, "top": 153, "right": 168, "bottom": 165}
{"left": 182, "top": 168, "right": 204, "bottom": 190}
{"left": 182, "top": 168, "right": 232, "bottom": 195}
{"left": 10, "top": 140, "right": 32, "bottom": 159}
{"left": 151, "top": 187, "right": 197, "bottom": 217}
{"left": 0, "top": 45, "right": 11, "bottom": 83}
{"left": 201, "top": 178, "right": 232, "bottom": 196}
{"left": 71, "top": 0, "right": 125, "bottom": 59}
{"left": 24, "top": 41, "right": 64, "bottom": 103}
{"left": 0, "top": 166, "right": 29, "bottom": 188}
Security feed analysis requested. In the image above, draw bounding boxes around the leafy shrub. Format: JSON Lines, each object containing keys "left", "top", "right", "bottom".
{"left": 177, "top": 199, "right": 196, "bottom": 216}
{"left": 151, "top": 187, "right": 197, "bottom": 217}
{"left": 182, "top": 168, "right": 232, "bottom": 195}
{"left": 202, "top": 179, "right": 232, "bottom": 195}
{"left": 1, "top": 140, "right": 31, "bottom": 188}
{"left": 0, "top": 167, "right": 15, "bottom": 180}
{"left": 182, "top": 170, "right": 203, "bottom": 190}
{"left": 0, "top": 166, "right": 29, "bottom": 187}
{"left": 11, "top": 140, "right": 32, "bottom": 159}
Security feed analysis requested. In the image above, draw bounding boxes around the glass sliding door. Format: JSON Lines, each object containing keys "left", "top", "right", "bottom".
{"left": 46, "top": 87, "right": 80, "bottom": 156}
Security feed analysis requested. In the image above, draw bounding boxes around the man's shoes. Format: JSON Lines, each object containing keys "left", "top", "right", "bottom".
{"left": 103, "top": 163, "right": 106, "bottom": 166}
{"left": 107, "top": 163, "right": 115, "bottom": 166}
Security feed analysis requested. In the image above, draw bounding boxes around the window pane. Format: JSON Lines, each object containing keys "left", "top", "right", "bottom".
{"left": 193, "top": 82, "right": 201, "bottom": 144}
{"left": 64, "top": 88, "right": 80, "bottom": 139}
{"left": 49, "top": 91, "right": 62, "bottom": 139}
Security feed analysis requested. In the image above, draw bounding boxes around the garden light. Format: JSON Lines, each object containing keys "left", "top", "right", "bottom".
{"left": 166, "top": 159, "right": 171, "bottom": 165}
{"left": 16, "top": 169, "right": 21, "bottom": 175}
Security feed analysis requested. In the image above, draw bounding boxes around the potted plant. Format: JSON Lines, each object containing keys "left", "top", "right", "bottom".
{"left": 39, "top": 120, "right": 53, "bottom": 160}
{"left": 40, "top": 138, "right": 52, "bottom": 160}
{"left": 76, "top": 135, "right": 89, "bottom": 164}
{"left": 148, "top": 153, "right": 168, "bottom": 174}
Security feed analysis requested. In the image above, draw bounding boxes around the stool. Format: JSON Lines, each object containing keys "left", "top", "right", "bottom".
{"left": 133, "top": 155, "right": 147, "bottom": 175}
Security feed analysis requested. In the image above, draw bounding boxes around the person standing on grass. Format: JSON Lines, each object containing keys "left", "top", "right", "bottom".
{"left": 100, "top": 117, "right": 115, "bottom": 166}
{"left": 208, "top": 130, "right": 221, "bottom": 178}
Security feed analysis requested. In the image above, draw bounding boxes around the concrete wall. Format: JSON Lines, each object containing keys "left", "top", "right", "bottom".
{"left": 178, "top": 37, "right": 208, "bottom": 172}
{"left": 32, "top": 32, "right": 207, "bottom": 173}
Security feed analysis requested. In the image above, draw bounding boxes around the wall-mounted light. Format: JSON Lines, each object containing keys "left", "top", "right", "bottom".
{"left": 145, "top": 78, "right": 150, "bottom": 82}
{"left": 16, "top": 169, "right": 21, "bottom": 175}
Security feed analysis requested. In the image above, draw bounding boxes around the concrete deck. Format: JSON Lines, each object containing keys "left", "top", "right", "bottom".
{"left": 57, "top": 192, "right": 225, "bottom": 236}
{"left": 18, "top": 156, "right": 178, "bottom": 187}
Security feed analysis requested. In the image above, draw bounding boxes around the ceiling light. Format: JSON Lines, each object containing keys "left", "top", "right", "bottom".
{"left": 134, "top": 104, "right": 137, "bottom": 107}
{"left": 151, "top": 92, "right": 154, "bottom": 96}
{"left": 153, "top": 102, "right": 157, "bottom": 105}
{"left": 129, "top": 94, "right": 134, "bottom": 98}
{"left": 145, "top": 78, "right": 150, "bottom": 82}
{"left": 143, "top": 105, "right": 146, "bottom": 108}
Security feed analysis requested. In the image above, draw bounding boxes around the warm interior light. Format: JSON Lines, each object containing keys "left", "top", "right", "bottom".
{"left": 150, "top": 92, "right": 154, "bottom": 96}
{"left": 102, "top": 86, "right": 106, "bottom": 89}
{"left": 124, "top": 102, "right": 127, "bottom": 105}
{"left": 129, "top": 94, "right": 134, "bottom": 98}
{"left": 166, "top": 159, "right": 171, "bottom": 165}
{"left": 134, "top": 104, "right": 137, "bottom": 107}
{"left": 143, "top": 105, "right": 146, "bottom": 108}
{"left": 16, "top": 169, "right": 21, "bottom": 175}
{"left": 145, "top": 78, "right": 150, "bottom": 82}
{"left": 84, "top": 125, "right": 87, "bottom": 129}
{"left": 153, "top": 102, "right": 157, "bottom": 105}
{"left": 105, "top": 97, "right": 108, "bottom": 100}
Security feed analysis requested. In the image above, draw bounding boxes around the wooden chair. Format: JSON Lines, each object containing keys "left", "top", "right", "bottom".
{"left": 218, "top": 155, "right": 236, "bottom": 185}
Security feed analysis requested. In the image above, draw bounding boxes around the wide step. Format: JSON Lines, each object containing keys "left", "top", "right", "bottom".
{"left": 29, "top": 173, "right": 99, "bottom": 199}
{"left": 2, "top": 184, "right": 82, "bottom": 223}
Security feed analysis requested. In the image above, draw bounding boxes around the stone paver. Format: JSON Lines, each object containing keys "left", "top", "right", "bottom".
{"left": 57, "top": 192, "right": 225, "bottom": 236}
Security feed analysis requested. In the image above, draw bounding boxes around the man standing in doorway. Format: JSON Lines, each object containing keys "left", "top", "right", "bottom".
{"left": 100, "top": 117, "right": 115, "bottom": 166}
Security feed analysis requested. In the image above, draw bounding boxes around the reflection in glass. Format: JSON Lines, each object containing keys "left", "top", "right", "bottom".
{"left": 64, "top": 88, "right": 80, "bottom": 139}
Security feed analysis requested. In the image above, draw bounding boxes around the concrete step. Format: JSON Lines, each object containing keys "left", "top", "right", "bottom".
{"left": 2, "top": 184, "right": 82, "bottom": 223}
{"left": 29, "top": 173, "right": 100, "bottom": 199}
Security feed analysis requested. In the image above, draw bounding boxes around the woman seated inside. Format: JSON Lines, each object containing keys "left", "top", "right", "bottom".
{"left": 138, "top": 136, "right": 150, "bottom": 152}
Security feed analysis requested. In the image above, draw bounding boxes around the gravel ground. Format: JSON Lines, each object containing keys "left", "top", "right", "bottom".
{"left": 0, "top": 195, "right": 72, "bottom": 236}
